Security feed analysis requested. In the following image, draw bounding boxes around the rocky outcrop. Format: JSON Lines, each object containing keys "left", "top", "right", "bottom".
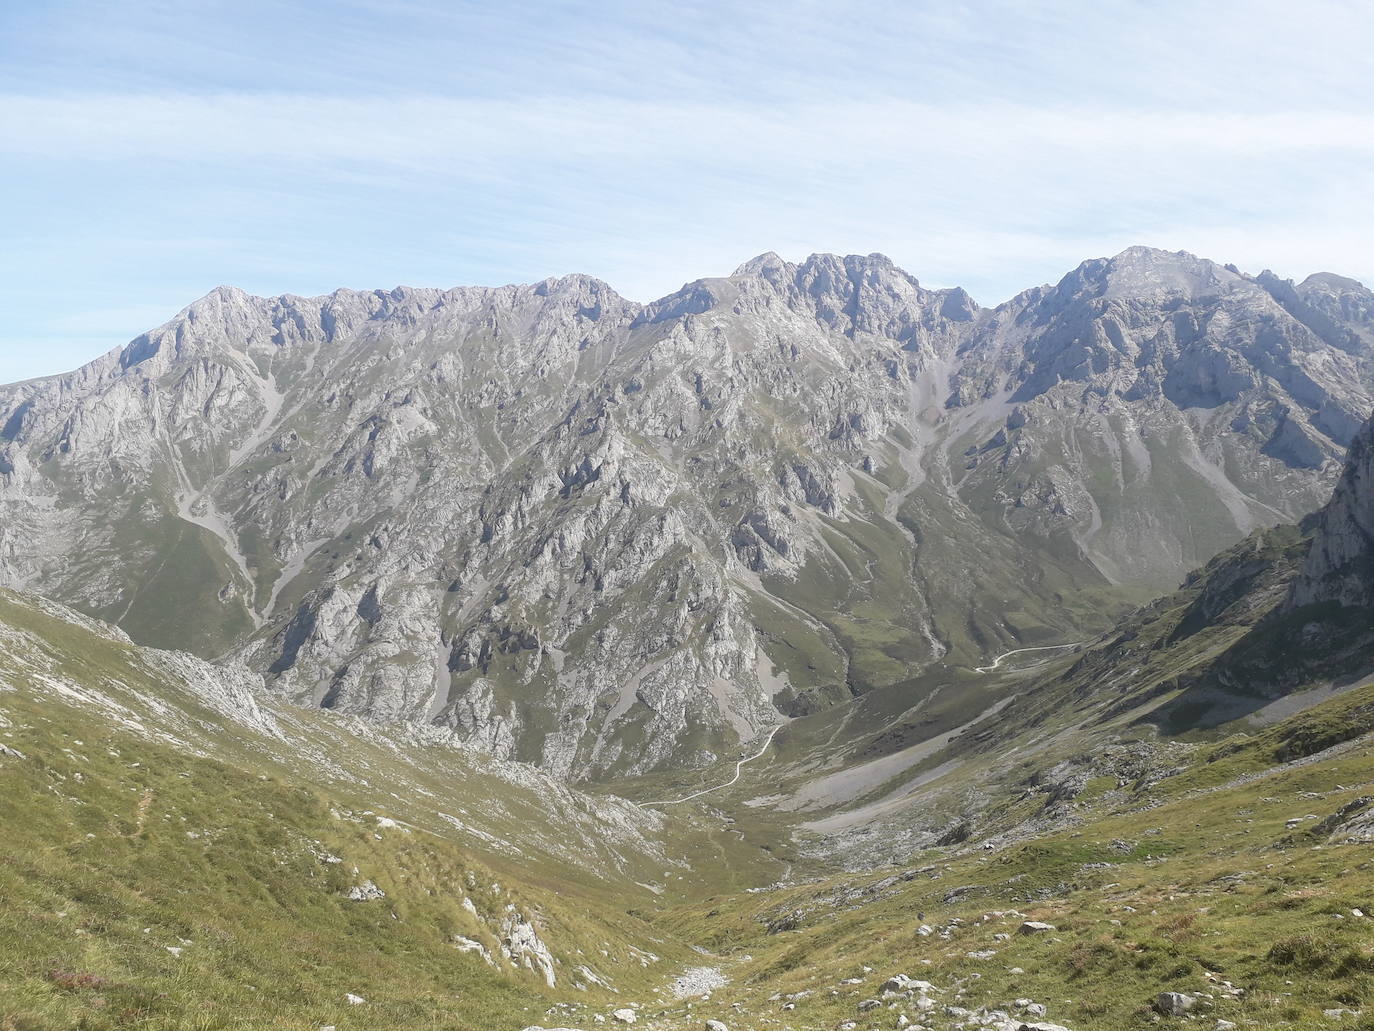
{"left": 499, "top": 907, "right": 557, "bottom": 987}
{"left": 1290, "top": 414, "right": 1374, "bottom": 608}
{"left": 1, "top": 248, "right": 1371, "bottom": 778}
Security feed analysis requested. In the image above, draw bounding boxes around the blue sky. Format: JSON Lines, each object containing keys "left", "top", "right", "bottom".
{"left": 2, "top": 0, "right": 1372, "bottom": 381}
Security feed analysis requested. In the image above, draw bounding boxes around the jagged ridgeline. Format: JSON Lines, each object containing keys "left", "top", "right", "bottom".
{"left": 2, "top": 247, "right": 1372, "bottom": 779}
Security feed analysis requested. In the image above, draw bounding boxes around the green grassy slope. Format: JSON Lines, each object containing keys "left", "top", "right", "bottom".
{"left": 639, "top": 678, "right": 1374, "bottom": 1030}
{"left": 0, "top": 589, "right": 751, "bottom": 1031}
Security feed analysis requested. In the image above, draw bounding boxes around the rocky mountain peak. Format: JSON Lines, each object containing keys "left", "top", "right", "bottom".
{"left": 4, "top": 247, "right": 1374, "bottom": 779}
{"left": 1254, "top": 269, "right": 1374, "bottom": 358}
{"left": 938, "top": 285, "right": 979, "bottom": 322}
{"left": 1295, "top": 272, "right": 1374, "bottom": 343}
{"left": 1300, "top": 271, "right": 1371, "bottom": 296}
{"left": 732, "top": 251, "right": 790, "bottom": 277}
{"left": 1063, "top": 245, "right": 1247, "bottom": 302}
{"left": 636, "top": 252, "right": 970, "bottom": 351}
{"left": 532, "top": 272, "right": 627, "bottom": 302}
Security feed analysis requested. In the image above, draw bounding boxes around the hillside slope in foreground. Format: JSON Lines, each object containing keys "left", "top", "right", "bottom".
{"left": 4, "top": 534, "right": 1374, "bottom": 1031}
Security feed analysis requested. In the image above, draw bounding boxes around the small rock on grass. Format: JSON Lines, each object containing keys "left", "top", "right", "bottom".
{"left": 1155, "top": 992, "right": 1195, "bottom": 1016}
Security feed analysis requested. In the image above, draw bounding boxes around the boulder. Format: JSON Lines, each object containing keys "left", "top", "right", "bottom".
{"left": 1156, "top": 992, "right": 1196, "bottom": 1016}
{"left": 1017, "top": 921, "right": 1056, "bottom": 935}
{"left": 881, "top": 974, "right": 935, "bottom": 994}
{"left": 881, "top": 974, "right": 915, "bottom": 993}
{"left": 345, "top": 880, "right": 386, "bottom": 902}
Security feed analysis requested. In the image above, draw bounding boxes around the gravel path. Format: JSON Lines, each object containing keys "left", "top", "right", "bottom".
{"left": 974, "top": 642, "right": 1082, "bottom": 674}
{"left": 645, "top": 725, "right": 782, "bottom": 806}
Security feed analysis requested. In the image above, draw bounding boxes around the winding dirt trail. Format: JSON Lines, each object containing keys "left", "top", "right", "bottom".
{"left": 131, "top": 788, "right": 153, "bottom": 836}
{"left": 645, "top": 725, "right": 782, "bottom": 807}
{"left": 973, "top": 642, "right": 1082, "bottom": 674}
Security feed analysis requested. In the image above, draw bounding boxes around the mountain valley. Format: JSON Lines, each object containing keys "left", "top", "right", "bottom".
{"left": 2, "top": 247, "right": 1371, "bottom": 778}
{"left": 4, "top": 248, "right": 1374, "bottom": 1031}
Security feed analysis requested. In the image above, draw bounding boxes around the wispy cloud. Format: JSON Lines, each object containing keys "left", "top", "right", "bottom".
{"left": 2, "top": 0, "right": 1373, "bottom": 381}
{"left": 8, "top": 95, "right": 1374, "bottom": 164}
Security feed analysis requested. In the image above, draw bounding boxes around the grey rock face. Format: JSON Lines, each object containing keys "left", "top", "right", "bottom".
{"left": 1290, "top": 412, "right": 1374, "bottom": 608}
{"left": 1, "top": 248, "right": 1370, "bottom": 779}
{"left": 951, "top": 247, "right": 1369, "bottom": 587}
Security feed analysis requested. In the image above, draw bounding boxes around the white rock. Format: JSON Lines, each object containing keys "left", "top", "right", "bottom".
{"left": 1156, "top": 992, "right": 1196, "bottom": 1016}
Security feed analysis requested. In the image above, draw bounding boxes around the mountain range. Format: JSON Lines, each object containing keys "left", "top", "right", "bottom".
{"left": 3, "top": 248, "right": 1374, "bottom": 781}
